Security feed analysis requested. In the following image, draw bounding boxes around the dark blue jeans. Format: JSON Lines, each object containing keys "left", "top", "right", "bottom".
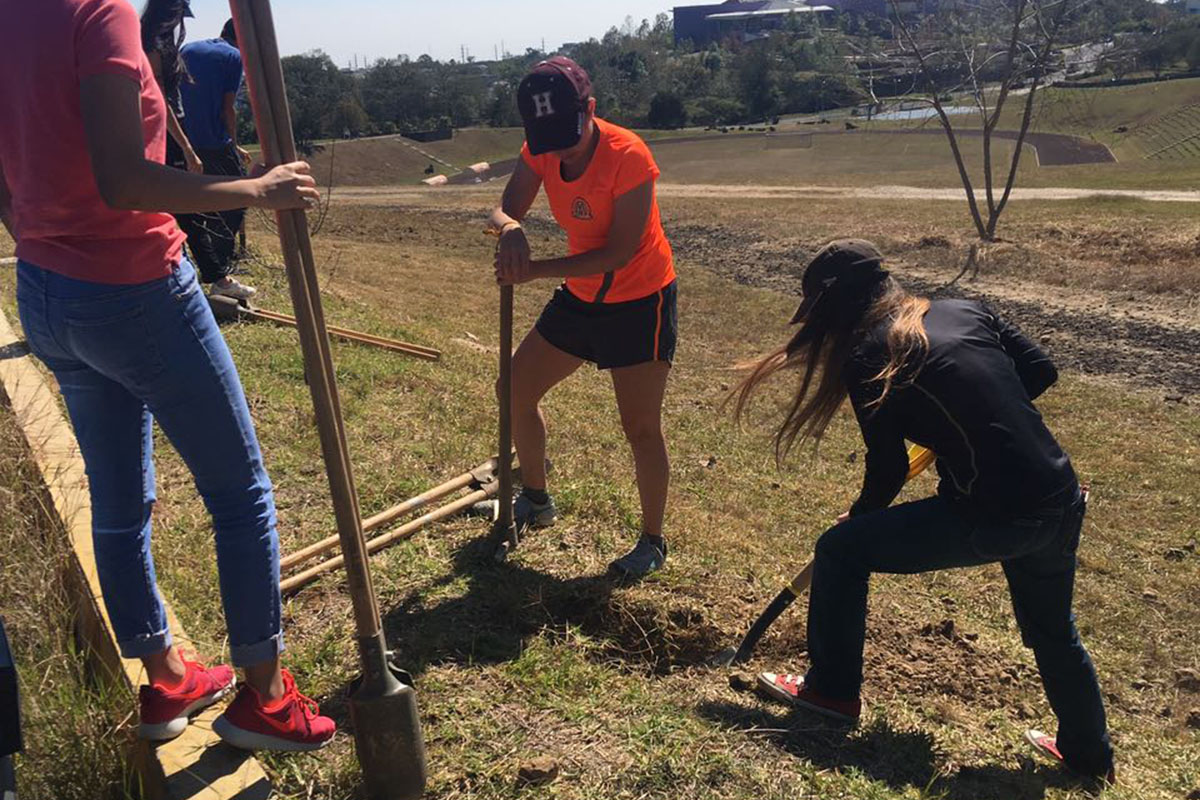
{"left": 806, "top": 491, "right": 1113, "bottom": 776}
{"left": 16, "top": 259, "right": 282, "bottom": 667}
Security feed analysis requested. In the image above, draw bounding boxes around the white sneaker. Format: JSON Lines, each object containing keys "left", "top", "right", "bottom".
{"left": 209, "top": 277, "right": 257, "bottom": 301}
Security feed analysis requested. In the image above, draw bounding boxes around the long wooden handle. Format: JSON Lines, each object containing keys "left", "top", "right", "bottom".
{"left": 498, "top": 284, "right": 515, "bottom": 538}
{"left": 248, "top": 308, "right": 441, "bottom": 360}
{"left": 281, "top": 481, "right": 502, "bottom": 594}
{"left": 280, "top": 455, "right": 503, "bottom": 571}
{"left": 231, "top": 0, "right": 380, "bottom": 637}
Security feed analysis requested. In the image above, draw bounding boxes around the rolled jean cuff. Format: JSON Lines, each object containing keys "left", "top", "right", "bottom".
{"left": 118, "top": 629, "right": 174, "bottom": 660}
{"left": 230, "top": 630, "right": 285, "bottom": 669}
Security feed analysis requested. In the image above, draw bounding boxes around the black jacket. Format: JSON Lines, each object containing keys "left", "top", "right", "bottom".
{"left": 846, "top": 299, "right": 1076, "bottom": 517}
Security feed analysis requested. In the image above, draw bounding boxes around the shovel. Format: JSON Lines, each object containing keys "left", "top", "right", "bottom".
{"left": 230, "top": 2, "right": 424, "bottom": 796}
{"left": 710, "top": 445, "right": 936, "bottom": 668}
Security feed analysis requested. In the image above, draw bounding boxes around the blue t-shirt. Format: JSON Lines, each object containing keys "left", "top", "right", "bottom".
{"left": 179, "top": 38, "right": 243, "bottom": 150}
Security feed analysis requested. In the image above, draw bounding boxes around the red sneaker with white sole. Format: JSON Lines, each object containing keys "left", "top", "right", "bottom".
{"left": 138, "top": 658, "right": 235, "bottom": 741}
{"left": 757, "top": 672, "right": 861, "bottom": 723}
{"left": 213, "top": 668, "right": 335, "bottom": 752}
{"left": 1025, "top": 729, "right": 1117, "bottom": 786}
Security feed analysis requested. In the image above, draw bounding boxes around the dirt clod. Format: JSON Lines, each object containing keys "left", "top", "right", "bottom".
{"left": 729, "top": 672, "right": 757, "bottom": 693}
{"left": 518, "top": 757, "right": 560, "bottom": 787}
{"left": 921, "top": 618, "right": 957, "bottom": 639}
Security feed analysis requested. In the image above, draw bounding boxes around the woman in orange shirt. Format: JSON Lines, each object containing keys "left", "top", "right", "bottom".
{"left": 490, "top": 57, "right": 676, "bottom": 580}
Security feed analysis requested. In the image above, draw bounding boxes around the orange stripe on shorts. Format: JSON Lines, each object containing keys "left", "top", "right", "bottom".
{"left": 653, "top": 289, "right": 664, "bottom": 360}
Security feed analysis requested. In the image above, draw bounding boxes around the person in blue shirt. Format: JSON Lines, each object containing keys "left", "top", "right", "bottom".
{"left": 177, "top": 19, "right": 255, "bottom": 300}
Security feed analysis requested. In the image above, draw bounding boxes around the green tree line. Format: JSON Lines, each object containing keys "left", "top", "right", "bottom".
{"left": 234, "top": 4, "right": 1200, "bottom": 144}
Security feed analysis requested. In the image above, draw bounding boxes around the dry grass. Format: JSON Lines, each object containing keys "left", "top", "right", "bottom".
{"left": 0, "top": 406, "right": 135, "bottom": 799}
{"left": 0, "top": 166, "right": 1197, "bottom": 800}
{"left": 72, "top": 196, "right": 1188, "bottom": 800}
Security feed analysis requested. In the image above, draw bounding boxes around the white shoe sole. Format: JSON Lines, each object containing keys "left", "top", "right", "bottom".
{"left": 757, "top": 672, "right": 797, "bottom": 705}
{"left": 212, "top": 715, "right": 333, "bottom": 752}
{"left": 138, "top": 681, "right": 235, "bottom": 741}
{"left": 1025, "top": 729, "right": 1062, "bottom": 762}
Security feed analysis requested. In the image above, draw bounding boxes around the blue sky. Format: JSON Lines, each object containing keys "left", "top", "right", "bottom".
{"left": 180, "top": 0, "right": 675, "bottom": 66}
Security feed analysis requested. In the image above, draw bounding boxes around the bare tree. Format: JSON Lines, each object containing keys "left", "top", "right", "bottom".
{"left": 885, "top": 0, "right": 1092, "bottom": 242}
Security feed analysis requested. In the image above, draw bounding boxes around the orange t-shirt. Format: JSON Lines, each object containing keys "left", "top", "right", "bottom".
{"left": 521, "top": 118, "right": 675, "bottom": 304}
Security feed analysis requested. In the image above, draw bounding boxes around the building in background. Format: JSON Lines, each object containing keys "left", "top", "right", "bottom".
{"left": 673, "top": 0, "right": 836, "bottom": 46}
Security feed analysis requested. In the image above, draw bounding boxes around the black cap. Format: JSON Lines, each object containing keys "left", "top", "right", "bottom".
{"left": 791, "top": 239, "right": 888, "bottom": 324}
{"left": 517, "top": 57, "right": 593, "bottom": 156}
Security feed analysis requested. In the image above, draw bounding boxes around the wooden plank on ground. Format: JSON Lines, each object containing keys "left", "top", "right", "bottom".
{"left": 0, "top": 307, "right": 272, "bottom": 800}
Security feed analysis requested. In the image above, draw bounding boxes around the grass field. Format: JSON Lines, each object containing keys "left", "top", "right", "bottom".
{"left": 2, "top": 186, "right": 1196, "bottom": 799}
{"left": 302, "top": 82, "right": 1200, "bottom": 192}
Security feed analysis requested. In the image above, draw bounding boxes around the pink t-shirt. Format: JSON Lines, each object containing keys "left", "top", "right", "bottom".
{"left": 0, "top": 0, "right": 185, "bottom": 284}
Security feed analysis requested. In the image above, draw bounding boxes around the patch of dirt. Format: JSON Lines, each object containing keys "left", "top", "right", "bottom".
{"left": 666, "top": 222, "right": 1200, "bottom": 396}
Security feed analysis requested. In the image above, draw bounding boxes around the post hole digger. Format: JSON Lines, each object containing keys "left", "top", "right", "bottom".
{"left": 229, "top": 1, "right": 424, "bottom": 796}
{"left": 710, "top": 444, "right": 936, "bottom": 669}
{"left": 207, "top": 293, "right": 441, "bottom": 361}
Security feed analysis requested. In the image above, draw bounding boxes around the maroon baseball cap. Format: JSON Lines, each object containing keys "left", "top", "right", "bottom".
{"left": 517, "top": 57, "right": 594, "bottom": 156}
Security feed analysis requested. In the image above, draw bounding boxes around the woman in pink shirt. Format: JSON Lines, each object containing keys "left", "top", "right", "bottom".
{"left": 0, "top": 0, "right": 333, "bottom": 751}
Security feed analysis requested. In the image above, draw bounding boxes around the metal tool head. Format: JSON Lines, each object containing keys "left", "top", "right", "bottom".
{"left": 348, "top": 662, "right": 427, "bottom": 800}
{"left": 709, "top": 646, "right": 739, "bottom": 669}
{"left": 708, "top": 644, "right": 753, "bottom": 669}
{"left": 206, "top": 293, "right": 243, "bottom": 322}
{"left": 491, "top": 520, "right": 519, "bottom": 563}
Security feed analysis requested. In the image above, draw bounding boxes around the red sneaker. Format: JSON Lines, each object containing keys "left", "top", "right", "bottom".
{"left": 213, "top": 668, "right": 336, "bottom": 752}
{"left": 1025, "top": 729, "right": 1117, "bottom": 786}
{"left": 138, "top": 658, "right": 236, "bottom": 741}
{"left": 757, "top": 672, "right": 861, "bottom": 723}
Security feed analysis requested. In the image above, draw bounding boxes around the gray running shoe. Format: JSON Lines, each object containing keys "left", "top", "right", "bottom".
{"left": 609, "top": 536, "right": 667, "bottom": 580}
{"left": 513, "top": 492, "right": 558, "bottom": 529}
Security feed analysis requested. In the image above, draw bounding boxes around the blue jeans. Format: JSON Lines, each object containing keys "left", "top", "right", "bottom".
{"left": 16, "top": 259, "right": 282, "bottom": 667}
{"left": 806, "top": 491, "right": 1113, "bottom": 777}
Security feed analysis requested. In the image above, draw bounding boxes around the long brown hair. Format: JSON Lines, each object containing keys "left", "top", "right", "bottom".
{"left": 732, "top": 276, "right": 931, "bottom": 462}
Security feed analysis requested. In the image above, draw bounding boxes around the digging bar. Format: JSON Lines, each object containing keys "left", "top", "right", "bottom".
{"left": 710, "top": 445, "right": 936, "bottom": 668}
{"left": 486, "top": 230, "right": 520, "bottom": 562}
{"left": 229, "top": 2, "right": 425, "bottom": 796}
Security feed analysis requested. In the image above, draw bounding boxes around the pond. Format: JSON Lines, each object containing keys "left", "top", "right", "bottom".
{"left": 870, "top": 105, "right": 973, "bottom": 121}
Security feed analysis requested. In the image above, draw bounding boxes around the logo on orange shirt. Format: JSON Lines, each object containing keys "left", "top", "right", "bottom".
{"left": 571, "top": 197, "right": 593, "bottom": 220}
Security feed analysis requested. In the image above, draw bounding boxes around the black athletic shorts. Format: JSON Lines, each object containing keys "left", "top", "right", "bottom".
{"left": 535, "top": 280, "right": 677, "bottom": 370}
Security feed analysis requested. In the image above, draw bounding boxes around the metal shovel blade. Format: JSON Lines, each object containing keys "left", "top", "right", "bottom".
{"left": 348, "top": 663, "right": 427, "bottom": 800}
{"left": 709, "top": 646, "right": 741, "bottom": 669}
{"left": 492, "top": 520, "right": 518, "bottom": 563}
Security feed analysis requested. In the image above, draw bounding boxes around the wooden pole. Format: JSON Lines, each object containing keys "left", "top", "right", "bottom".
{"left": 230, "top": 2, "right": 425, "bottom": 796}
